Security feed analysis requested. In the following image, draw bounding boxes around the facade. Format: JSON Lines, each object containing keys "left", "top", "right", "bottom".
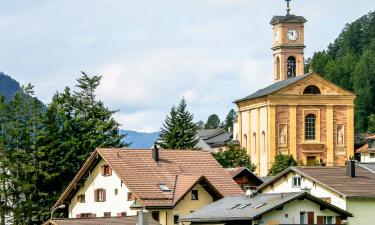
{"left": 225, "top": 167, "right": 264, "bottom": 191}
{"left": 258, "top": 164, "right": 375, "bottom": 225}
{"left": 181, "top": 192, "right": 352, "bottom": 225}
{"left": 52, "top": 148, "right": 243, "bottom": 225}
{"left": 234, "top": 8, "right": 356, "bottom": 176}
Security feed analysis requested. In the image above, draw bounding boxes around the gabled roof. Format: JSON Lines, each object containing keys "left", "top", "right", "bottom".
{"left": 225, "top": 167, "right": 264, "bottom": 185}
{"left": 181, "top": 192, "right": 352, "bottom": 223}
{"left": 270, "top": 15, "right": 307, "bottom": 25}
{"left": 43, "top": 216, "right": 160, "bottom": 225}
{"left": 53, "top": 148, "right": 243, "bottom": 209}
{"left": 197, "top": 128, "right": 232, "bottom": 148}
{"left": 258, "top": 166, "right": 375, "bottom": 199}
{"left": 234, "top": 73, "right": 355, "bottom": 103}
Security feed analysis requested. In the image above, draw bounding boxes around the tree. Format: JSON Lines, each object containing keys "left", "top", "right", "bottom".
{"left": 224, "top": 109, "right": 237, "bottom": 131}
{"left": 204, "top": 114, "right": 221, "bottom": 129}
{"left": 212, "top": 144, "right": 255, "bottom": 171}
{"left": 160, "top": 98, "right": 198, "bottom": 149}
{"left": 268, "top": 154, "right": 297, "bottom": 176}
{"left": 196, "top": 120, "right": 205, "bottom": 130}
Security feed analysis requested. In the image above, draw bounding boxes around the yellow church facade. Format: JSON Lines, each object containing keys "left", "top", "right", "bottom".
{"left": 235, "top": 8, "right": 356, "bottom": 176}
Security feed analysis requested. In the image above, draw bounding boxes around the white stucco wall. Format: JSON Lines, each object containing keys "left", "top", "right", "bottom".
{"left": 360, "top": 154, "right": 375, "bottom": 163}
{"left": 69, "top": 159, "right": 137, "bottom": 218}
{"left": 346, "top": 199, "right": 375, "bottom": 225}
{"left": 259, "top": 107, "right": 269, "bottom": 177}
{"left": 261, "top": 172, "right": 346, "bottom": 209}
{"left": 260, "top": 199, "right": 342, "bottom": 225}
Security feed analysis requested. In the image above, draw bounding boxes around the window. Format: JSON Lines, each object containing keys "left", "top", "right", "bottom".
{"left": 158, "top": 184, "right": 170, "bottom": 192}
{"left": 151, "top": 211, "right": 160, "bottom": 222}
{"left": 118, "top": 212, "right": 127, "bottom": 217}
{"left": 243, "top": 134, "right": 247, "bottom": 149}
{"left": 292, "top": 176, "right": 301, "bottom": 188}
{"left": 80, "top": 213, "right": 94, "bottom": 218}
{"left": 287, "top": 56, "right": 296, "bottom": 78}
{"left": 101, "top": 165, "right": 112, "bottom": 176}
{"left": 253, "top": 133, "right": 257, "bottom": 155}
{"left": 191, "top": 190, "right": 199, "bottom": 200}
{"left": 77, "top": 194, "right": 85, "bottom": 203}
{"left": 94, "top": 189, "right": 106, "bottom": 202}
{"left": 305, "top": 114, "right": 316, "bottom": 140}
{"left": 114, "top": 189, "right": 118, "bottom": 195}
{"left": 128, "top": 192, "right": 135, "bottom": 201}
{"left": 262, "top": 131, "right": 266, "bottom": 153}
{"left": 369, "top": 140, "right": 375, "bottom": 149}
{"left": 104, "top": 212, "right": 111, "bottom": 218}
{"left": 300, "top": 212, "right": 306, "bottom": 224}
{"left": 174, "top": 214, "right": 180, "bottom": 225}
{"left": 325, "top": 216, "right": 333, "bottom": 224}
{"left": 303, "top": 85, "right": 321, "bottom": 95}
{"left": 370, "top": 153, "right": 375, "bottom": 158}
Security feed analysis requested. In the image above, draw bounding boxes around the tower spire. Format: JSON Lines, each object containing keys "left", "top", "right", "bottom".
{"left": 286, "top": 0, "right": 291, "bottom": 16}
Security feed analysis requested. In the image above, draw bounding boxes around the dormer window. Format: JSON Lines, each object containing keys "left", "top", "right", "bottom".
{"left": 303, "top": 85, "right": 321, "bottom": 95}
{"left": 101, "top": 164, "right": 112, "bottom": 176}
{"left": 292, "top": 176, "right": 301, "bottom": 188}
{"left": 158, "top": 184, "right": 170, "bottom": 192}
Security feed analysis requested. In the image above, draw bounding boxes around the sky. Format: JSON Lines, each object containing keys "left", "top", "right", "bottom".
{"left": 0, "top": 0, "right": 374, "bottom": 132}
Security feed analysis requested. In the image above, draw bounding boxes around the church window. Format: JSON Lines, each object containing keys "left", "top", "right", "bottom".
{"left": 253, "top": 133, "right": 257, "bottom": 154}
{"left": 287, "top": 56, "right": 296, "bottom": 78}
{"left": 305, "top": 114, "right": 316, "bottom": 140}
{"left": 243, "top": 134, "right": 247, "bottom": 149}
{"left": 303, "top": 85, "right": 321, "bottom": 95}
{"left": 262, "top": 131, "right": 266, "bottom": 153}
{"left": 275, "top": 56, "right": 280, "bottom": 80}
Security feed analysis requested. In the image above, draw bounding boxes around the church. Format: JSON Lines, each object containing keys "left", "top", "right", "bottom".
{"left": 234, "top": 2, "right": 356, "bottom": 176}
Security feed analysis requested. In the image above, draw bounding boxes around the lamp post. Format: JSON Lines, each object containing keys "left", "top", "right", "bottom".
{"left": 50, "top": 204, "right": 66, "bottom": 219}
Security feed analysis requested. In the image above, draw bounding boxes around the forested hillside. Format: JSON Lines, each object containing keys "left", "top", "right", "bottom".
{"left": 0, "top": 72, "right": 20, "bottom": 101}
{"left": 307, "top": 11, "right": 375, "bottom": 132}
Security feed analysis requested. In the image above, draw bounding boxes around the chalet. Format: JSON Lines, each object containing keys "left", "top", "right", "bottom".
{"left": 356, "top": 135, "right": 375, "bottom": 163}
{"left": 181, "top": 192, "right": 352, "bottom": 225}
{"left": 257, "top": 161, "right": 375, "bottom": 225}
{"left": 225, "top": 167, "right": 263, "bottom": 191}
{"left": 51, "top": 148, "right": 243, "bottom": 225}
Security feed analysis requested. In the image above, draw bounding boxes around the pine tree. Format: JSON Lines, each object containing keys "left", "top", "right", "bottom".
{"left": 204, "top": 114, "right": 221, "bottom": 129}
{"left": 224, "top": 109, "right": 237, "bottom": 131}
{"left": 160, "top": 98, "right": 198, "bottom": 149}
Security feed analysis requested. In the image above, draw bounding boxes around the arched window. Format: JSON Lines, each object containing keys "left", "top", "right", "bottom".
{"left": 275, "top": 56, "right": 280, "bottom": 80}
{"left": 253, "top": 133, "right": 257, "bottom": 155}
{"left": 305, "top": 114, "right": 316, "bottom": 140}
{"left": 243, "top": 134, "right": 247, "bottom": 149}
{"left": 262, "top": 131, "right": 266, "bottom": 153}
{"left": 287, "top": 56, "right": 296, "bottom": 78}
{"left": 303, "top": 85, "right": 321, "bottom": 95}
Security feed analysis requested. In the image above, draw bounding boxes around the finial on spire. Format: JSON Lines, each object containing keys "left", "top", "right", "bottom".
{"left": 286, "top": 0, "right": 291, "bottom": 16}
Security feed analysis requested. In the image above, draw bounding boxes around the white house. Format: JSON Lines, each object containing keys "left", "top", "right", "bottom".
{"left": 257, "top": 162, "right": 375, "bottom": 225}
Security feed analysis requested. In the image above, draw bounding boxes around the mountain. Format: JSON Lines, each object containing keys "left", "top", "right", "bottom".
{"left": 307, "top": 10, "right": 375, "bottom": 132}
{"left": 121, "top": 130, "right": 160, "bottom": 149}
{"left": 0, "top": 72, "right": 21, "bottom": 101}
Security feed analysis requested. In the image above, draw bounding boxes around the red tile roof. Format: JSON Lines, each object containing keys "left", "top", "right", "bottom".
{"left": 54, "top": 149, "right": 243, "bottom": 209}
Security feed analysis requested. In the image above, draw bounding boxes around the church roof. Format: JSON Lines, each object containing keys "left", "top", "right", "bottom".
{"left": 234, "top": 73, "right": 310, "bottom": 103}
{"left": 270, "top": 15, "right": 307, "bottom": 25}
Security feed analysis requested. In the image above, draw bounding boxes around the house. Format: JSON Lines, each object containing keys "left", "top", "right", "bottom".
{"left": 181, "top": 192, "right": 352, "bottom": 225}
{"left": 43, "top": 211, "right": 159, "bottom": 225}
{"left": 195, "top": 128, "right": 233, "bottom": 152}
{"left": 234, "top": 0, "right": 355, "bottom": 176}
{"left": 225, "top": 167, "right": 264, "bottom": 191}
{"left": 51, "top": 148, "right": 243, "bottom": 225}
{"left": 257, "top": 161, "right": 375, "bottom": 225}
{"left": 356, "top": 135, "right": 375, "bottom": 163}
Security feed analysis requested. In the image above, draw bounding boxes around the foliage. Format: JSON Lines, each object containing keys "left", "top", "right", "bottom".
{"left": 212, "top": 144, "right": 256, "bottom": 172}
{"left": 204, "top": 114, "right": 221, "bottom": 129}
{"left": 160, "top": 98, "right": 199, "bottom": 149}
{"left": 196, "top": 120, "right": 205, "bottom": 130}
{"left": 307, "top": 11, "right": 375, "bottom": 132}
{"left": 268, "top": 154, "right": 297, "bottom": 176}
{"left": 224, "top": 109, "right": 237, "bottom": 130}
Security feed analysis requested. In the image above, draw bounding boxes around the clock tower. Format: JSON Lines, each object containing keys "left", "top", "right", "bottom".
{"left": 271, "top": 0, "right": 307, "bottom": 82}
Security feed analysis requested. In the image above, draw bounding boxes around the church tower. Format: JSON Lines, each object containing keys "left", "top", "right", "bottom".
{"left": 271, "top": 0, "right": 307, "bottom": 81}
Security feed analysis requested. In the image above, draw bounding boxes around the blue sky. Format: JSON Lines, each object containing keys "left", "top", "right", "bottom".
{"left": 0, "top": 0, "right": 374, "bottom": 132}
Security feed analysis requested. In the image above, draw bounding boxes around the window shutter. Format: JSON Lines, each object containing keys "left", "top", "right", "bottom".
{"left": 103, "top": 189, "right": 106, "bottom": 202}
{"left": 109, "top": 167, "right": 112, "bottom": 176}
{"left": 307, "top": 212, "right": 314, "bottom": 224}
{"left": 94, "top": 189, "right": 98, "bottom": 202}
{"left": 317, "top": 216, "right": 324, "bottom": 224}
{"left": 336, "top": 216, "right": 342, "bottom": 224}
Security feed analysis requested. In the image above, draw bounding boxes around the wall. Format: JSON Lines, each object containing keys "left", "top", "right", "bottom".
{"left": 347, "top": 199, "right": 375, "bottom": 225}
{"left": 360, "top": 154, "right": 375, "bottom": 163}
{"left": 261, "top": 172, "right": 346, "bottom": 210}
{"left": 69, "top": 159, "right": 137, "bottom": 218}
{"left": 261, "top": 199, "right": 342, "bottom": 225}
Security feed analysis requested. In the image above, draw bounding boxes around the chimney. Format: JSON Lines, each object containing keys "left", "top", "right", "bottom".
{"left": 152, "top": 144, "right": 159, "bottom": 162}
{"left": 347, "top": 160, "right": 356, "bottom": 178}
{"left": 137, "top": 209, "right": 148, "bottom": 225}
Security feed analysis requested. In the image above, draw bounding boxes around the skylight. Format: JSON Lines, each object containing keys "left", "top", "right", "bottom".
{"left": 254, "top": 203, "right": 267, "bottom": 209}
{"left": 158, "top": 184, "right": 170, "bottom": 191}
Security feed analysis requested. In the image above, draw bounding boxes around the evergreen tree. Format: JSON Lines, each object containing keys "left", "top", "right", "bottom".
{"left": 268, "top": 154, "right": 297, "bottom": 176}
{"left": 212, "top": 144, "right": 255, "bottom": 171}
{"left": 160, "top": 98, "right": 198, "bottom": 149}
{"left": 196, "top": 120, "right": 205, "bottom": 130}
{"left": 224, "top": 109, "right": 237, "bottom": 131}
{"left": 204, "top": 114, "right": 221, "bottom": 129}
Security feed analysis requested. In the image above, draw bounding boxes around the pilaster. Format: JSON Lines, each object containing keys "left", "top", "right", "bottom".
{"left": 326, "top": 105, "right": 334, "bottom": 166}
{"left": 246, "top": 110, "right": 251, "bottom": 156}
{"left": 289, "top": 105, "right": 297, "bottom": 160}
{"left": 268, "top": 105, "right": 276, "bottom": 170}
{"left": 347, "top": 105, "right": 355, "bottom": 159}
{"left": 238, "top": 111, "right": 242, "bottom": 145}
{"left": 256, "top": 109, "right": 261, "bottom": 175}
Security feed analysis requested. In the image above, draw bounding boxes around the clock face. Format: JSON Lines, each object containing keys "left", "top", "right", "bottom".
{"left": 287, "top": 29, "right": 299, "bottom": 41}
{"left": 274, "top": 29, "right": 279, "bottom": 41}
